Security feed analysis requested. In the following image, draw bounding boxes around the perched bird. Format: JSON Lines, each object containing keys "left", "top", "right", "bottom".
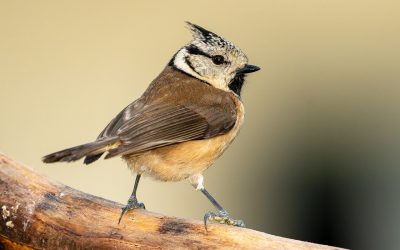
{"left": 43, "top": 22, "right": 260, "bottom": 229}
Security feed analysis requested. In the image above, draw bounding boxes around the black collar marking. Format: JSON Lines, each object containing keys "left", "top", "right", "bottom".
{"left": 184, "top": 56, "right": 203, "bottom": 77}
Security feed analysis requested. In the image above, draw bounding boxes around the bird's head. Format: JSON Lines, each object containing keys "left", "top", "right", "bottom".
{"left": 170, "top": 22, "right": 260, "bottom": 96}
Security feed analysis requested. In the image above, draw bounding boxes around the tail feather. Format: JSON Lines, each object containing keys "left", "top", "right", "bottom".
{"left": 42, "top": 137, "right": 118, "bottom": 164}
{"left": 83, "top": 153, "right": 103, "bottom": 165}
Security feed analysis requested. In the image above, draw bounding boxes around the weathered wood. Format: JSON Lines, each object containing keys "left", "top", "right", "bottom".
{"left": 0, "top": 153, "right": 344, "bottom": 249}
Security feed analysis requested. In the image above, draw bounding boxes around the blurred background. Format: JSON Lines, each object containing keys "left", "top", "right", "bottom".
{"left": 1, "top": 1, "right": 399, "bottom": 249}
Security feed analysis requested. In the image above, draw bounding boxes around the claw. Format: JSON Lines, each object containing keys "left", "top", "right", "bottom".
{"left": 204, "top": 211, "right": 216, "bottom": 231}
{"left": 118, "top": 199, "right": 145, "bottom": 224}
{"left": 203, "top": 211, "right": 245, "bottom": 231}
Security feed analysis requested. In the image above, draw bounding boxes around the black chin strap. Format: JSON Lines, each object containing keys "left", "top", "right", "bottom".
{"left": 228, "top": 73, "right": 246, "bottom": 96}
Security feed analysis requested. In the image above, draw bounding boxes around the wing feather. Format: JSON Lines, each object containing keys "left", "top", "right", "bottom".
{"left": 105, "top": 104, "right": 216, "bottom": 158}
{"left": 94, "top": 67, "right": 238, "bottom": 159}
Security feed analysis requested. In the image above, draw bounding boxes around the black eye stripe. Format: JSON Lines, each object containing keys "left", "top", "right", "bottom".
{"left": 186, "top": 45, "right": 227, "bottom": 65}
{"left": 186, "top": 45, "right": 212, "bottom": 58}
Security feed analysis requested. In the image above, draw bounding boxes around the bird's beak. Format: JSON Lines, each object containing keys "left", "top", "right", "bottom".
{"left": 237, "top": 64, "right": 261, "bottom": 74}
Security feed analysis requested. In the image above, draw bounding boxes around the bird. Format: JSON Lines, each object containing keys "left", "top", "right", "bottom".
{"left": 42, "top": 22, "right": 260, "bottom": 229}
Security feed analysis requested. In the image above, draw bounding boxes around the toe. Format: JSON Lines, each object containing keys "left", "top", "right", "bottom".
{"left": 203, "top": 210, "right": 245, "bottom": 230}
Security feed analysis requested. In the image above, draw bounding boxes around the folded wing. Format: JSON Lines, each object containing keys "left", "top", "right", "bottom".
{"left": 104, "top": 100, "right": 236, "bottom": 158}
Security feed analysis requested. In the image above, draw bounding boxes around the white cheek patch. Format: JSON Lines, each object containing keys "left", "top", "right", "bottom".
{"left": 174, "top": 49, "right": 202, "bottom": 79}
{"left": 173, "top": 48, "right": 231, "bottom": 92}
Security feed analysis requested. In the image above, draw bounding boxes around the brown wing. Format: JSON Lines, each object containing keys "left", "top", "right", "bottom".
{"left": 93, "top": 66, "right": 238, "bottom": 159}
{"left": 104, "top": 99, "right": 236, "bottom": 158}
{"left": 96, "top": 100, "right": 142, "bottom": 139}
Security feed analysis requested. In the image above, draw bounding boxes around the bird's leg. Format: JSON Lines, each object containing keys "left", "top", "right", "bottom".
{"left": 118, "top": 174, "right": 145, "bottom": 224}
{"left": 189, "top": 174, "right": 245, "bottom": 230}
{"left": 200, "top": 188, "right": 245, "bottom": 230}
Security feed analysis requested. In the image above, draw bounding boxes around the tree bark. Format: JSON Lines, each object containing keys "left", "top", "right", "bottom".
{"left": 0, "top": 153, "right": 344, "bottom": 250}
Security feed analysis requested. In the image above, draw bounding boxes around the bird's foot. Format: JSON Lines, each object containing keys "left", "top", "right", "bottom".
{"left": 204, "top": 211, "right": 245, "bottom": 231}
{"left": 118, "top": 196, "right": 145, "bottom": 224}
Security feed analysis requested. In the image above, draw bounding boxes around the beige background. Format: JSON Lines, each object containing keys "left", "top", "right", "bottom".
{"left": 1, "top": 1, "right": 399, "bottom": 249}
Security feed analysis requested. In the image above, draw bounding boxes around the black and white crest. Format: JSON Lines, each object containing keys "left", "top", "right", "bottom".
{"left": 185, "top": 22, "right": 236, "bottom": 51}
{"left": 170, "top": 22, "right": 251, "bottom": 95}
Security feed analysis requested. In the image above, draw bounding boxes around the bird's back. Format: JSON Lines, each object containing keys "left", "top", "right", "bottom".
{"left": 85, "top": 66, "right": 240, "bottom": 164}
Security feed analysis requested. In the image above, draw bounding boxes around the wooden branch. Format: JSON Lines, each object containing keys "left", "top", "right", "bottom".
{"left": 0, "top": 153, "right": 343, "bottom": 250}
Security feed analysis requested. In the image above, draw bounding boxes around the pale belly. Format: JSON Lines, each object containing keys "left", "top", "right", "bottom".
{"left": 123, "top": 101, "right": 244, "bottom": 182}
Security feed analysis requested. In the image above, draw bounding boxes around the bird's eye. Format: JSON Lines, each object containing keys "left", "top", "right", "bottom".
{"left": 211, "top": 55, "right": 225, "bottom": 65}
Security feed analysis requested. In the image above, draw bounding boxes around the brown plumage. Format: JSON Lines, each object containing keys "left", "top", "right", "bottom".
{"left": 43, "top": 22, "right": 260, "bottom": 228}
{"left": 43, "top": 66, "right": 239, "bottom": 178}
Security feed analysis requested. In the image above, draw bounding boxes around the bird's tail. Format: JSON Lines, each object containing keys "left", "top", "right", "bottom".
{"left": 42, "top": 137, "right": 119, "bottom": 164}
